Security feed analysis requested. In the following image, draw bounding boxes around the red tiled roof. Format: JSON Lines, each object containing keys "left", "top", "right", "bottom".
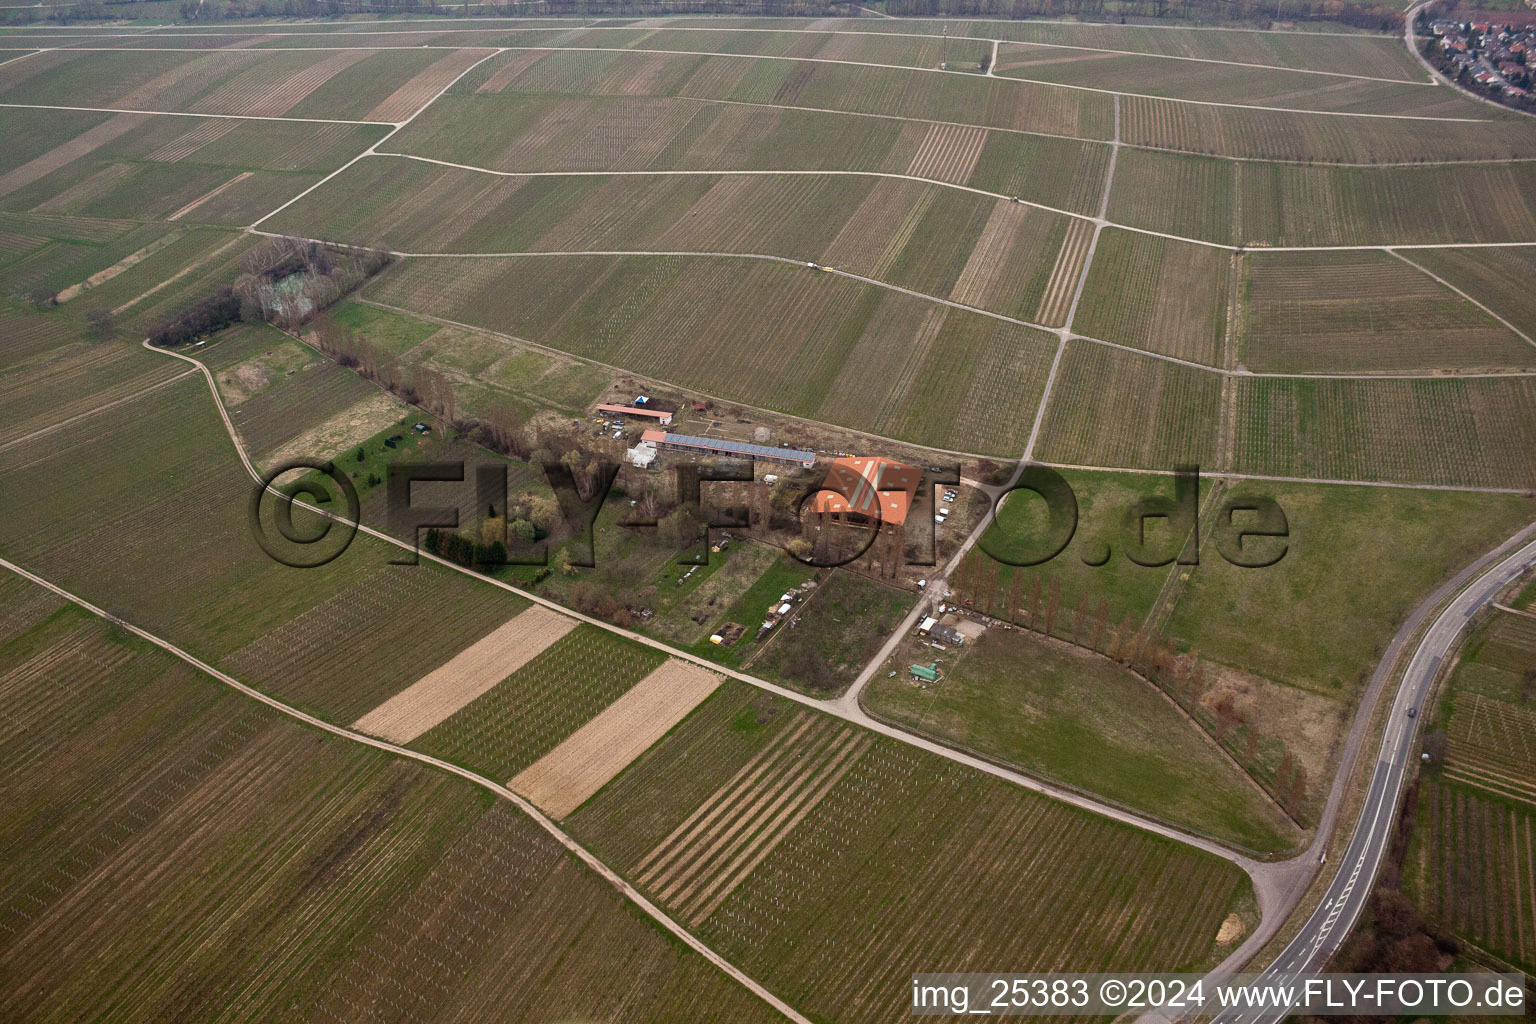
{"left": 811, "top": 456, "right": 923, "bottom": 526}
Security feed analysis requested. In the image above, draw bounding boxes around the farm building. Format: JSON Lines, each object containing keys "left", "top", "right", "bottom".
{"left": 596, "top": 403, "right": 673, "bottom": 425}
{"left": 638, "top": 430, "right": 815, "bottom": 468}
{"left": 812, "top": 456, "right": 923, "bottom": 528}
{"left": 626, "top": 441, "right": 658, "bottom": 469}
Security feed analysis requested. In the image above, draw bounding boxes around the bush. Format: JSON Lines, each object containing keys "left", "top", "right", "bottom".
{"left": 148, "top": 287, "right": 242, "bottom": 347}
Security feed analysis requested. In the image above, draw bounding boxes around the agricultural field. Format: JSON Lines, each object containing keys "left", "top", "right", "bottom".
{"left": 10, "top": 10, "right": 1536, "bottom": 1019}
{"left": 1411, "top": 778, "right": 1536, "bottom": 973}
{"left": 1230, "top": 375, "right": 1536, "bottom": 490}
{"left": 409, "top": 624, "right": 668, "bottom": 782}
{"left": 366, "top": 254, "right": 1057, "bottom": 454}
{"left": 995, "top": 43, "right": 1474, "bottom": 115}
{"left": 0, "top": 600, "right": 784, "bottom": 1024}
{"left": 0, "top": 46, "right": 492, "bottom": 121}
{"left": 0, "top": 364, "right": 528, "bottom": 722}
{"left": 389, "top": 91, "right": 1113, "bottom": 214}
{"left": 443, "top": 47, "right": 1115, "bottom": 139}
{"left": 1110, "top": 150, "right": 1536, "bottom": 246}
{"left": 0, "top": 336, "right": 186, "bottom": 447}
{"left": 972, "top": 20, "right": 1427, "bottom": 80}
{"left": 863, "top": 626, "right": 1299, "bottom": 851}
{"left": 1116, "top": 93, "right": 1536, "bottom": 163}
{"left": 1033, "top": 341, "right": 1223, "bottom": 470}
{"left": 568, "top": 682, "right": 1252, "bottom": 1023}
{"left": 0, "top": 108, "right": 389, "bottom": 228}
{"left": 266, "top": 158, "right": 1070, "bottom": 321}
{"left": 959, "top": 467, "right": 1203, "bottom": 636}
{"left": 750, "top": 569, "right": 914, "bottom": 696}
{"left": 1409, "top": 605, "right": 1536, "bottom": 971}
{"left": 327, "top": 300, "right": 614, "bottom": 416}
{"left": 1167, "top": 483, "right": 1536, "bottom": 695}
{"left": 1240, "top": 250, "right": 1536, "bottom": 374}
{"left": 1409, "top": 247, "right": 1536, "bottom": 344}
{"left": 229, "top": 349, "right": 382, "bottom": 459}
{"left": 1072, "top": 229, "right": 1231, "bottom": 365}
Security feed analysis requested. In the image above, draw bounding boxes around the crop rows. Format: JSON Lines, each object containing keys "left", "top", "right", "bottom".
{"left": 1036, "top": 341, "right": 1222, "bottom": 470}
{"left": 0, "top": 307, "right": 78, "bottom": 368}
{"left": 1231, "top": 376, "right": 1536, "bottom": 489}
{"left": 368, "top": 253, "right": 1051, "bottom": 453}
{"left": 636, "top": 715, "right": 869, "bottom": 925}
{"left": 1074, "top": 228, "right": 1229, "bottom": 365}
{"left": 471, "top": 48, "right": 1114, "bottom": 139}
{"left": 1119, "top": 95, "right": 1536, "bottom": 164}
{"left": 231, "top": 358, "right": 379, "bottom": 457}
{"left": 1450, "top": 693, "right": 1536, "bottom": 773}
{"left": 1413, "top": 247, "right": 1536, "bottom": 342}
{"left": 997, "top": 47, "right": 1472, "bottom": 116}
{"left": 411, "top": 625, "right": 666, "bottom": 782}
{"left": 698, "top": 737, "right": 1244, "bottom": 1023}
{"left": 1243, "top": 251, "right": 1534, "bottom": 373}
{"left": 223, "top": 563, "right": 529, "bottom": 723}
{"left": 192, "top": 50, "right": 369, "bottom": 117}
{"left": 1419, "top": 778, "right": 1536, "bottom": 971}
{"left": 975, "top": 20, "right": 1423, "bottom": 81}
{"left": 0, "top": 341, "right": 183, "bottom": 447}
{"left": 568, "top": 683, "right": 1244, "bottom": 1023}
{"left": 569, "top": 683, "right": 809, "bottom": 868}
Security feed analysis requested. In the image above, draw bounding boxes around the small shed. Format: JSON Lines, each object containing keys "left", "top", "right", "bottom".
{"left": 910, "top": 662, "right": 939, "bottom": 682}
{"left": 918, "top": 616, "right": 938, "bottom": 634}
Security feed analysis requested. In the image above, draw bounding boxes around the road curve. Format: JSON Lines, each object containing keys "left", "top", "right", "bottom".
{"left": 143, "top": 339, "right": 1267, "bottom": 874}
{"left": 1171, "top": 520, "right": 1536, "bottom": 1024}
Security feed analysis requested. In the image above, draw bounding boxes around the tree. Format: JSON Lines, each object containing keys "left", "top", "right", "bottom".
{"left": 1042, "top": 576, "right": 1061, "bottom": 636}
{"left": 1092, "top": 599, "right": 1109, "bottom": 652}
{"left": 84, "top": 308, "right": 113, "bottom": 338}
{"left": 480, "top": 516, "right": 506, "bottom": 547}
{"left": 526, "top": 494, "right": 560, "bottom": 532}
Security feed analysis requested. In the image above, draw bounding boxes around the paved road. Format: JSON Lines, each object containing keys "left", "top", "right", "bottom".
{"left": 1169, "top": 523, "right": 1536, "bottom": 1024}
{"left": 1404, "top": 0, "right": 1536, "bottom": 119}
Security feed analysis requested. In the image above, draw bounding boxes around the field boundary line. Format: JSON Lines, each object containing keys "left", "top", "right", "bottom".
{"left": 37, "top": 21, "right": 1434, "bottom": 85}
{"left": 259, "top": 229, "right": 1536, "bottom": 386}
{"left": 39, "top": 40, "right": 1469, "bottom": 118}
{"left": 427, "top": 43, "right": 1491, "bottom": 120}
{"left": 347, "top": 295, "right": 1536, "bottom": 483}
{"left": 113, "top": 232, "right": 246, "bottom": 315}
{"left": 368, "top": 150, "right": 1095, "bottom": 221}
{"left": 0, "top": 100, "right": 386, "bottom": 126}
{"left": 245, "top": 47, "right": 503, "bottom": 230}
{"left": 0, "top": 554, "right": 813, "bottom": 1024}
{"left": 4, "top": 14, "right": 1417, "bottom": 38}
{"left": 143, "top": 338, "right": 1273, "bottom": 873}
{"left": 267, "top": 157, "right": 1536, "bottom": 255}
{"left": 1386, "top": 247, "right": 1536, "bottom": 351}
{"left": 994, "top": 37, "right": 1433, "bottom": 84}
{"left": 989, "top": 65, "right": 1476, "bottom": 117}
{"left": 1038, "top": 461, "right": 1534, "bottom": 494}
{"left": 0, "top": 367, "right": 196, "bottom": 454}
